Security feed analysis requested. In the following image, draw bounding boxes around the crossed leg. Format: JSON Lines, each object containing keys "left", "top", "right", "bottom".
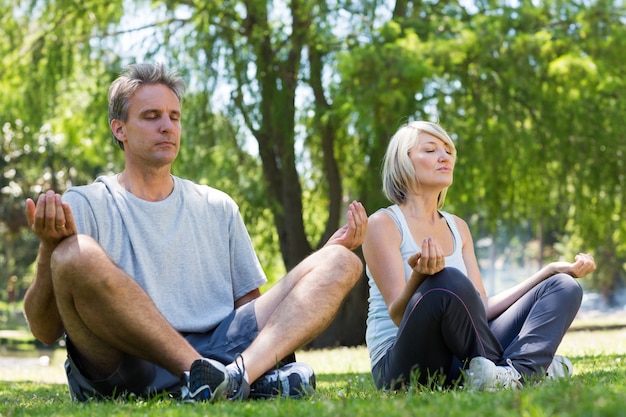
{"left": 51, "top": 234, "right": 362, "bottom": 384}
{"left": 51, "top": 234, "right": 200, "bottom": 379}
{"left": 241, "top": 244, "right": 363, "bottom": 382}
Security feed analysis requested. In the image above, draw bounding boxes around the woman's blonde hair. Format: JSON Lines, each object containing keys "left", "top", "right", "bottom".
{"left": 381, "top": 121, "right": 457, "bottom": 208}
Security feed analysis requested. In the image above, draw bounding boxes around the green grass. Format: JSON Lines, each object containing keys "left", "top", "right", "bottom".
{"left": 1, "top": 328, "right": 625, "bottom": 417}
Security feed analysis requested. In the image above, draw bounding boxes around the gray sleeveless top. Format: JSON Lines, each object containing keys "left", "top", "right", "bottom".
{"left": 365, "top": 205, "right": 468, "bottom": 368}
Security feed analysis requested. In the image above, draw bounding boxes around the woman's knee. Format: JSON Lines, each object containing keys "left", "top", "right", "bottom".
{"left": 549, "top": 273, "right": 583, "bottom": 305}
{"left": 407, "top": 268, "right": 482, "bottom": 317}
{"left": 427, "top": 267, "right": 476, "bottom": 294}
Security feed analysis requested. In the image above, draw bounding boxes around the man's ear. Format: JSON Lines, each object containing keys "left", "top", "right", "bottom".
{"left": 111, "top": 119, "right": 126, "bottom": 143}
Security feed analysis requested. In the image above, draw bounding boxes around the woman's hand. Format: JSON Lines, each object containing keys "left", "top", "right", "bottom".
{"left": 407, "top": 237, "right": 446, "bottom": 276}
{"left": 551, "top": 252, "right": 596, "bottom": 279}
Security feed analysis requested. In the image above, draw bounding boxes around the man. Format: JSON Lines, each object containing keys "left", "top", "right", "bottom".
{"left": 23, "top": 63, "right": 367, "bottom": 402}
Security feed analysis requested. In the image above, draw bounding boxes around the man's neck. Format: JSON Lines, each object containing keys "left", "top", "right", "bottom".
{"left": 117, "top": 169, "right": 174, "bottom": 202}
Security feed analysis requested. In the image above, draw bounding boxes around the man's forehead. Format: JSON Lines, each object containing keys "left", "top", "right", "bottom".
{"left": 129, "top": 84, "right": 180, "bottom": 112}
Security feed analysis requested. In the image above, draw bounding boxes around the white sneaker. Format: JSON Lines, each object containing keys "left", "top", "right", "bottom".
{"left": 467, "top": 357, "right": 522, "bottom": 391}
{"left": 249, "top": 362, "right": 316, "bottom": 399}
{"left": 546, "top": 355, "right": 573, "bottom": 379}
{"left": 494, "top": 359, "right": 523, "bottom": 390}
{"left": 466, "top": 357, "right": 495, "bottom": 391}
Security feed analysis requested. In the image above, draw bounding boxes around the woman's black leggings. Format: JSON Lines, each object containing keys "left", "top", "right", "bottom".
{"left": 372, "top": 267, "right": 582, "bottom": 390}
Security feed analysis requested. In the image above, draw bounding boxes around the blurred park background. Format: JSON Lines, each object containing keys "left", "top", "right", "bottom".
{"left": 1, "top": 0, "right": 625, "bottom": 348}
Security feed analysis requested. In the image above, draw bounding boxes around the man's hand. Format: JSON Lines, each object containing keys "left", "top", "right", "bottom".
{"left": 26, "top": 190, "right": 77, "bottom": 248}
{"left": 325, "top": 201, "right": 367, "bottom": 250}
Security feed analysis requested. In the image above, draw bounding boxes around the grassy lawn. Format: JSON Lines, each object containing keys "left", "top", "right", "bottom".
{"left": 1, "top": 325, "right": 625, "bottom": 417}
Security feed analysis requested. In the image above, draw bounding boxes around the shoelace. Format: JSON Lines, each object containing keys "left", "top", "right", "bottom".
{"left": 230, "top": 354, "right": 247, "bottom": 398}
{"left": 495, "top": 358, "right": 522, "bottom": 388}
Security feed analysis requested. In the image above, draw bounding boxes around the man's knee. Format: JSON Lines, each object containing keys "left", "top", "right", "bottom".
{"left": 302, "top": 245, "right": 363, "bottom": 296}
{"left": 51, "top": 234, "right": 106, "bottom": 282}
{"left": 324, "top": 245, "right": 363, "bottom": 286}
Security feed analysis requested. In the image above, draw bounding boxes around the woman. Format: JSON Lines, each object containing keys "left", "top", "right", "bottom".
{"left": 363, "top": 121, "right": 595, "bottom": 391}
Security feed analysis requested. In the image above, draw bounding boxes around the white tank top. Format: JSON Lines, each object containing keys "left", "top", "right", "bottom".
{"left": 365, "top": 205, "right": 468, "bottom": 368}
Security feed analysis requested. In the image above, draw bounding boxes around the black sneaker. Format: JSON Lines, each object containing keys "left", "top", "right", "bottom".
{"left": 249, "top": 362, "right": 316, "bottom": 399}
{"left": 181, "top": 357, "right": 250, "bottom": 402}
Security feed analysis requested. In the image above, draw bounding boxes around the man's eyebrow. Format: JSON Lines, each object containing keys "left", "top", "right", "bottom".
{"left": 139, "top": 108, "right": 181, "bottom": 115}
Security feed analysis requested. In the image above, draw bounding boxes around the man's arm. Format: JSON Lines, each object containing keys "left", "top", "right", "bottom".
{"left": 23, "top": 191, "right": 77, "bottom": 344}
{"left": 23, "top": 243, "right": 64, "bottom": 344}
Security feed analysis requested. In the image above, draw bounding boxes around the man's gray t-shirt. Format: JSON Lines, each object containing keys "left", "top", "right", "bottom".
{"left": 63, "top": 174, "right": 267, "bottom": 333}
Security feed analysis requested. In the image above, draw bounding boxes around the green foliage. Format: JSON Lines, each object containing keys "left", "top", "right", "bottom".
{"left": 0, "top": 77, "right": 120, "bottom": 304}
{"left": 0, "top": 0, "right": 126, "bottom": 303}
{"left": 0, "top": 122, "right": 76, "bottom": 303}
{"left": 0, "top": 0, "right": 124, "bottom": 128}
{"left": 334, "top": 20, "right": 434, "bottom": 212}
{"left": 427, "top": 0, "right": 626, "bottom": 295}
{"left": 1, "top": 0, "right": 626, "bottom": 313}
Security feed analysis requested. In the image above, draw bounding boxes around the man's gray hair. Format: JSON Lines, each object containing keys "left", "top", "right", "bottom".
{"left": 108, "top": 63, "right": 186, "bottom": 150}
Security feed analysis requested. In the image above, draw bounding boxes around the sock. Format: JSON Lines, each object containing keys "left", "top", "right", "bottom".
{"left": 226, "top": 362, "right": 249, "bottom": 383}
